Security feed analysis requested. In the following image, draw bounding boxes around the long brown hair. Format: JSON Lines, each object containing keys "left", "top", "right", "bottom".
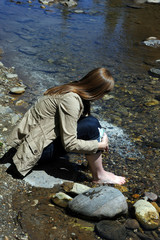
{"left": 44, "top": 67, "right": 114, "bottom": 100}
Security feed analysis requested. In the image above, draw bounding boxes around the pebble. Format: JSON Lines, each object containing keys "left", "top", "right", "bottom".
{"left": 149, "top": 68, "right": 160, "bottom": 77}
{"left": 144, "top": 192, "right": 158, "bottom": 201}
{"left": 50, "top": 192, "right": 73, "bottom": 208}
{"left": 95, "top": 220, "right": 126, "bottom": 240}
{"left": 10, "top": 87, "right": 25, "bottom": 94}
{"left": 134, "top": 199, "right": 160, "bottom": 230}
{"left": 125, "top": 218, "right": 140, "bottom": 229}
{"left": 0, "top": 61, "right": 4, "bottom": 67}
{"left": 68, "top": 186, "right": 128, "bottom": 220}
{"left": 6, "top": 73, "right": 18, "bottom": 79}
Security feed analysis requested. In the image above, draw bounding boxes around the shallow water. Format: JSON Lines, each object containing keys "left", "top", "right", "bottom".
{"left": 1, "top": 0, "right": 160, "bottom": 95}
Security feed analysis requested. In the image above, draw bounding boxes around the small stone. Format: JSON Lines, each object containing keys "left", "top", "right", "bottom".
{"left": 144, "top": 99, "right": 159, "bottom": 107}
{"left": 10, "top": 87, "right": 25, "bottom": 94}
{"left": 144, "top": 192, "right": 158, "bottom": 201}
{"left": 147, "top": 0, "right": 160, "bottom": 3}
{"left": 95, "top": 220, "right": 126, "bottom": 240}
{"left": 70, "top": 183, "right": 91, "bottom": 195}
{"left": 149, "top": 68, "right": 160, "bottom": 76}
{"left": 2, "top": 128, "right": 8, "bottom": 132}
{"left": 50, "top": 192, "right": 73, "bottom": 208}
{"left": 0, "top": 61, "right": 4, "bottom": 67}
{"left": 125, "top": 219, "right": 140, "bottom": 229}
{"left": 134, "top": 200, "right": 160, "bottom": 230}
{"left": 6, "top": 73, "right": 18, "bottom": 79}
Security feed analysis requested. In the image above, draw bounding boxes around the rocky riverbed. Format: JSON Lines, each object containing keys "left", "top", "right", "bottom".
{"left": 0, "top": 56, "right": 160, "bottom": 239}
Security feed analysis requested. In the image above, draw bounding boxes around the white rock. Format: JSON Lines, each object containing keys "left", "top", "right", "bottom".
{"left": 51, "top": 192, "right": 73, "bottom": 208}
{"left": 70, "top": 183, "right": 91, "bottom": 195}
{"left": 6, "top": 73, "right": 18, "bottom": 79}
{"left": 0, "top": 61, "right": 4, "bottom": 67}
{"left": 10, "top": 87, "right": 25, "bottom": 94}
{"left": 134, "top": 200, "right": 160, "bottom": 230}
{"left": 147, "top": 0, "right": 160, "bottom": 3}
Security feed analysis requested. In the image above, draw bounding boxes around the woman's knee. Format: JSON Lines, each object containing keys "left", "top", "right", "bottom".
{"left": 77, "top": 116, "right": 101, "bottom": 140}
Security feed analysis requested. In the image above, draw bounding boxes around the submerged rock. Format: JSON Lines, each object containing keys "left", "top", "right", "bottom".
{"left": 95, "top": 220, "right": 126, "bottom": 240}
{"left": 10, "top": 87, "right": 25, "bottom": 94}
{"left": 68, "top": 186, "right": 128, "bottom": 220}
{"left": 149, "top": 68, "right": 160, "bottom": 77}
{"left": 134, "top": 199, "right": 160, "bottom": 230}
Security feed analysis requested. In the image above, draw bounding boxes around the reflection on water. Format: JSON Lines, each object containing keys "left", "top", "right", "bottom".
{"left": 0, "top": 0, "right": 160, "bottom": 95}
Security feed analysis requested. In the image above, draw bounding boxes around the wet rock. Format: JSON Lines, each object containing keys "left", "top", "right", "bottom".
{"left": 61, "top": 0, "right": 77, "bottom": 7}
{"left": 69, "top": 183, "right": 91, "bottom": 195}
{"left": 144, "top": 192, "right": 158, "bottom": 201}
{"left": 95, "top": 220, "right": 126, "bottom": 240}
{"left": 6, "top": 73, "right": 18, "bottom": 79}
{"left": 134, "top": 199, "right": 160, "bottom": 230}
{"left": 10, "top": 87, "right": 25, "bottom": 94}
{"left": 62, "top": 182, "right": 91, "bottom": 195}
{"left": 143, "top": 37, "right": 160, "bottom": 48}
{"left": 0, "top": 61, "right": 4, "bottom": 67}
{"left": 50, "top": 192, "right": 73, "bottom": 208}
{"left": 39, "top": 0, "right": 54, "bottom": 5}
{"left": 144, "top": 99, "right": 159, "bottom": 107}
{"left": 0, "top": 105, "right": 12, "bottom": 114}
{"left": 149, "top": 68, "right": 160, "bottom": 77}
{"left": 125, "top": 218, "right": 140, "bottom": 229}
{"left": 68, "top": 186, "right": 128, "bottom": 220}
{"left": 147, "top": 0, "right": 160, "bottom": 3}
{"left": 151, "top": 202, "right": 160, "bottom": 213}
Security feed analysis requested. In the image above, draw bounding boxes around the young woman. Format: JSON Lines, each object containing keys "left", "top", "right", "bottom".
{"left": 4, "top": 67, "right": 125, "bottom": 185}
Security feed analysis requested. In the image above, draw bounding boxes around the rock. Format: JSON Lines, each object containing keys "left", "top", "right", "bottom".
{"left": 10, "top": 87, "right": 25, "bottom": 94}
{"left": 0, "top": 105, "right": 12, "bottom": 114}
{"left": 136, "top": 232, "right": 154, "bottom": 240}
{"left": 151, "top": 202, "right": 160, "bottom": 213}
{"left": 143, "top": 37, "right": 160, "bottom": 48}
{"left": 134, "top": 199, "right": 160, "bottom": 230}
{"left": 144, "top": 192, "right": 158, "bottom": 201}
{"left": 125, "top": 218, "right": 140, "bottom": 229}
{"left": 39, "top": 0, "right": 54, "bottom": 5}
{"left": 68, "top": 186, "right": 128, "bottom": 220}
{"left": 62, "top": 182, "right": 91, "bottom": 195}
{"left": 0, "top": 61, "right": 4, "bottom": 67}
{"left": 6, "top": 73, "right": 18, "bottom": 79}
{"left": 147, "top": 0, "right": 160, "bottom": 3}
{"left": 50, "top": 192, "right": 73, "bottom": 208}
{"left": 144, "top": 99, "right": 159, "bottom": 107}
{"left": 95, "top": 220, "right": 126, "bottom": 240}
{"left": 61, "top": 0, "right": 77, "bottom": 7}
{"left": 149, "top": 68, "right": 160, "bottom": 77}
{"left": 70, "top": 183, "right": 91, "bottom": 195}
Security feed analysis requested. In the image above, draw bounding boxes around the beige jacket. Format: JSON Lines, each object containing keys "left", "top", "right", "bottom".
{"left": 8, "top": 92, "right": 98, "bottom": 176}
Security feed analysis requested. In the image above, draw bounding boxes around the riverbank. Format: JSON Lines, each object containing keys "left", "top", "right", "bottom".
{"left": 0, "top": 60, "right": 160, "bottom": 240}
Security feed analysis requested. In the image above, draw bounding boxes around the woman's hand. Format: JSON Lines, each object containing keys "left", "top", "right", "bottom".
{"left": 98, "top": 133, "right": 109, "bottom": 151}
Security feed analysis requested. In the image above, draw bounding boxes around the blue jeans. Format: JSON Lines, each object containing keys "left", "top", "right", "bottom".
{"left": 40, "top": 115, "right": 101, "bottom": 161}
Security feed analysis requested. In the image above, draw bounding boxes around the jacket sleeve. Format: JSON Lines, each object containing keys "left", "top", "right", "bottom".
{"left": 58, "top": 94, "right": 98, "bottom": 154}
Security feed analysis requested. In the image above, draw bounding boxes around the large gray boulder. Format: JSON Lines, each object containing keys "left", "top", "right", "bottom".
{"left": 68, "top": 186, "right": 128, "bottom": 220}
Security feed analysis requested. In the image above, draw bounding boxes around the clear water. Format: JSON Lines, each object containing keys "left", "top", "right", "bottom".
{"left": 1, "top": 0, "right": 160, "bottom": 96}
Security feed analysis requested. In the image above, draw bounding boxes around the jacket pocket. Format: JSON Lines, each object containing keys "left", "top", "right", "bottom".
{"left": 25, "top": 135, "right": 41, "bottom": 155}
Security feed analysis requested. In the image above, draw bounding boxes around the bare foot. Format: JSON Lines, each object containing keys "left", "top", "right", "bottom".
{"left": 92, "top": 171, "right": 126, "bottom": 185}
